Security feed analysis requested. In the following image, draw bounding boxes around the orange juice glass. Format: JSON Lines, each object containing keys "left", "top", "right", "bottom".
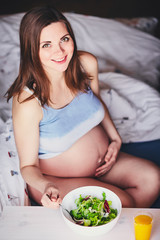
{"left": 134, "top": 212, "right": 153, "bottom": 240}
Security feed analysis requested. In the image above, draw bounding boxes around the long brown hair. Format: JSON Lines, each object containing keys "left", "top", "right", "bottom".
{"left": 6, "top": 6, "right": 91, "bottom": 106}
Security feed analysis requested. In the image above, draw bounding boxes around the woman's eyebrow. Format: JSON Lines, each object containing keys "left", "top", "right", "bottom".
{"left": 40, "top": 34, "right": 70, "bottom": 45}
{"left": 40, "top": 40, "right": 51, "bottom": 45}
{"left": 60, "top": 33, "right": 70, "bottom": 40}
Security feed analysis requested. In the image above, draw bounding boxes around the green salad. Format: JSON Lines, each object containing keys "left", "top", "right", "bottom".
{"left": 70, "top": 192, "right": 118, "bottom": 226}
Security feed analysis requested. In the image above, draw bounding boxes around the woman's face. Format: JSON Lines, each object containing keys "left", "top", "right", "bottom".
{"left": 39, "top": 22, "right": 74, "bottom": 75}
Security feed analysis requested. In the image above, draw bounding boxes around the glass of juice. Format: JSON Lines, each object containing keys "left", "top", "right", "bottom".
{"left": 134, "top": 212, "right": 153, "bottom": 240}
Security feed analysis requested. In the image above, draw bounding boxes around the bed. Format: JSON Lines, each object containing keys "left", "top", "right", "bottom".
{"left": 0, "top": 4, "right": 160, "bottom": 214}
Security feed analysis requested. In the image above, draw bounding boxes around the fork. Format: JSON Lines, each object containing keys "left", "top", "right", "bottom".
{"left": 59, "top": 204, "right": 72, "bottom": 217}
{"left": 46, "top": 194, "right": 73, "bottom": 219}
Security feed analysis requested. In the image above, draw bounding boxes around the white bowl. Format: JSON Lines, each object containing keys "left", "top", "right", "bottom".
{"left": 60, "top": 186, "right": 122, "bottom": 236}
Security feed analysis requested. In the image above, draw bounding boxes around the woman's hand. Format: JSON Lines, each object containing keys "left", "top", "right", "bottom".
{"left": 41, "top": 183, "right": 62, "bottom": 209}
{"left": 95, "top": 140, "right": 121, "bottom": 177}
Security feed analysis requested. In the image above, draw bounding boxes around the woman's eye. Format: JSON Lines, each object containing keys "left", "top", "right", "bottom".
{"left": 42, "top": 43, "right": 51, "bottom": 48}
{"left": 61, "top": 36, "right": 69, "bottom": 42}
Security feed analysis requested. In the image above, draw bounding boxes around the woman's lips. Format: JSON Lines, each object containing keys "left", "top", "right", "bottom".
{"left": 51, "top": 55, "right": 67, "bottom": 64}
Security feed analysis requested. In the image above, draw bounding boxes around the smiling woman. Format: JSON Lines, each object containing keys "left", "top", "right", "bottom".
{"left": 5, "top": 6, "right": 160, "bottom": 210}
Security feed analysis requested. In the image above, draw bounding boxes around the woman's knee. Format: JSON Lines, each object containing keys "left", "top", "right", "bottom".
{"left": 121, "top": 192, "right": 136, "bottom": 208}
{"left": 136, "top": 163, "right": 160, "bottom": 205}
{"left": 120, "top": 154, "right": 160, "bottom": 195}
{"left": 141, "top": 163, "right": 159, "bottom": 186}
{"left": 145, "top": 164, "right": 160, "bottom": 196}
{"left": 92, "top": 178, "right": 136, "bottom": 207}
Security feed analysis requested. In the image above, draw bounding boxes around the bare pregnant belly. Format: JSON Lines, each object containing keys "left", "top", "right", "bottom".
{"left": 39, "top": 125, "right": 109, "bottom": 177}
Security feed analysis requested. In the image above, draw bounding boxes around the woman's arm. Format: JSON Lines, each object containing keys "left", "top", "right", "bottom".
{"left": 79, "top": 51, "right": 121, "bottom": 141}
{"left": 79, "top": 50, "right": 100, "bottom": 96}
{"left": 12, "top": 92, "right": 61, "bottom": 207}
{"left": 79, "top": 51, "right": 122, "bottom": 176}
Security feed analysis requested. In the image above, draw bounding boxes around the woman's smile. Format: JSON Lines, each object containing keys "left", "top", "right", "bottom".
{"left": 51, "top": 55, "right": 67, "bottom": 64}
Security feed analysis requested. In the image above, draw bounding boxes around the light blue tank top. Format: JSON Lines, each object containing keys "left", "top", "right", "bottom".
{"left": 24, "top": 87, "right": 105, "bottom": 159}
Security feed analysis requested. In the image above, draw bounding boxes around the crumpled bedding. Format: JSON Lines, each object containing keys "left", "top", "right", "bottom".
{"left": 65, "top": 13, "right": 160, "bottom": 89}
{"left": 99, "top": 72, "right": 160, "bottom": 143}
{"left": 0, "top": 118, "right": 29, "bottom": 215}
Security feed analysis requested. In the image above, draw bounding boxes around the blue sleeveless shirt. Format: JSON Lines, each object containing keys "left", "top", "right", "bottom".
{"left": 24, "top": 87, "right": 105, "bottom": 159}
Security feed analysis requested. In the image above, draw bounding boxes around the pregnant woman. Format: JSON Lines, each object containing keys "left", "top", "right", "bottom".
{"left": 6, "top": 6, "right": 160, "bottom": 208}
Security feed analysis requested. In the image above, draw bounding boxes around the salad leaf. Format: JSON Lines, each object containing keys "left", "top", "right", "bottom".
{"left": 70, "top": 192, "right": 118, "bottom": 226}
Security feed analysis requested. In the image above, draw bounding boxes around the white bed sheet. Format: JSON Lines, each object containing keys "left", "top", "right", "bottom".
{"left": 99, "top": 72, "right": 160, "bottom": 143}
{"left": 0, "top": 118, "right": 29, "bottom": 215}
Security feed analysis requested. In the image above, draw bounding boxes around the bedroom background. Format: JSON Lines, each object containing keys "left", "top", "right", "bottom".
{"left": 0, "top": 0, "right": 160, "bottom": 212}
{"left": 1, "top": 0, "right": 160, "bottom": 37}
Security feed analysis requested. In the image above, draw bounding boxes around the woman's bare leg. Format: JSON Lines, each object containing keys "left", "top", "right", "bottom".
{"left": 28, "top": 176, "right": 135, "bottom": 207}
{"left": 98, "top": 152, "right": 160, "bottom": 207}
{"left": 28, "top": 152, "right": 159, "bottom": 208}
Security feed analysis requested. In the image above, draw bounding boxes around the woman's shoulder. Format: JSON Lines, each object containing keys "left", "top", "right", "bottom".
{"left": 13, "top": 87, "right": 38, "bottom": 105}
{"left": 12, "top": 89, "right": 43, "bottom": 122}
{"left": 78, "top": 50, "right": 98, "bottom": 68}
{"left": 78, "top": 50, "right": 98, "bottom": 77}
{"left": 78, "top": 51, "right": 99, "bottom": 95}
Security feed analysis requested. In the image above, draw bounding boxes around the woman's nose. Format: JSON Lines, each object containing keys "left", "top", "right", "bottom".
{"left": 53, "top": 43, "right": 64, "bottom": 54}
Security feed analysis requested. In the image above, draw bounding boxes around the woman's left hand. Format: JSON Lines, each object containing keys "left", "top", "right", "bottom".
{"left": 95, "top": 140, "right": 121, "bottom": 177}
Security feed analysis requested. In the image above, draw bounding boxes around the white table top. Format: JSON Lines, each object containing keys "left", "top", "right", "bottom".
{"left": 0, "top": 206, "right": 160, "bottom": 240}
